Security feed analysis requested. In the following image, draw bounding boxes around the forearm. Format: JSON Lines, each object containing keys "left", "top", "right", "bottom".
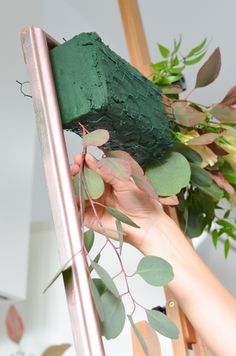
{"left": 140, "top": 215, "right": 236, "bottom": 356}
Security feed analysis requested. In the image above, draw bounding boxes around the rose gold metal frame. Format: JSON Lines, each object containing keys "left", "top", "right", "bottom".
{"left": 20, "top": 27, "right": 105, "bottom": 356}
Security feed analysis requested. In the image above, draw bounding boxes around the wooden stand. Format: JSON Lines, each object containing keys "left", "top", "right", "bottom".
{"left": 118, "top": 1, "right": 208, "bottom": 355}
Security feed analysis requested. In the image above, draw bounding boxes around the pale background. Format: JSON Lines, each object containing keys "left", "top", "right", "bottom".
{"left": 0, "top": 0, "right": 236, "bottom": 355}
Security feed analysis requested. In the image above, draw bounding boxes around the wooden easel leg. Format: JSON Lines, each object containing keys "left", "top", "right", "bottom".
{"left": 118, "top": 1, "right": 208, "bottom": 355}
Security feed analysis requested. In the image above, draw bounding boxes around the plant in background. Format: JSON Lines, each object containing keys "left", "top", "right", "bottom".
{"left": 150, "top": 39, "right": 236, "bottom": 258}
{"left": 5, "top": 305, "right": 71, "bottom": 356}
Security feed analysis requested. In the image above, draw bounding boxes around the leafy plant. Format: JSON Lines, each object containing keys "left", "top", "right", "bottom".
{"left": 151, "top": 39, "right": 236, "bottom": 257}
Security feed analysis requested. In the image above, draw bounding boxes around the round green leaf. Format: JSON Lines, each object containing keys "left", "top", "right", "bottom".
{"left": 83, "top": 166, "right": 104, "bottom": 199}
{"left": 82, "top": 129, "right": 109, "bottom": 147}
{"left": 101, "top": 291, "right": 126, "bottom": 339}
{"left": 145, "top": 309, "right": 179, "bottom": 339}
{"left": 145, "top": 152, "right": 191, "bottom": 196}
{"left": 136, "top": 256, "right": 174, "bottom": 286}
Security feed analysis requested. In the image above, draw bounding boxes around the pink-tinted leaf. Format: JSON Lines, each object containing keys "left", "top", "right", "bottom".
{"left": 210, "top": 104, "right": 236, "bottom": 122}
{"left": 107, "top": 150, "right": 144, "bottom": 176}
{"left": 5, "top": 305, "right": 24, "bottom": 344}
{"left": 209, "top": 171, "right": 236, "bottom": 195}
{"left": 159, "top": 195, "right": 179, "bottom": 206}
{"left": 221, "top": 86, "right": 236, "bottom": 106}
{"left": 98, "top": 157, "right": 131, "bottom": 180}
{"left": 42, "top": 344, "right": 71, "bottom": 356}
{"left": 187, "top": 133, "right": 221, "bottom": 145}
{"left": 132, "top": 174, "right": 158, "bottom": 199}
{"left": 172, "top": 102, "right": 206, "bottom": 127}
{"left": 161, "top": 86, "right": 182, "bottom": 94}
{"left": 195, "top": 48, "right": 221, "bottom": 88}
{"left": 82, "top": 129, "right": 109, "bottom": 147}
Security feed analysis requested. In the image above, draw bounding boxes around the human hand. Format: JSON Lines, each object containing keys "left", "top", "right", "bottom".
{"left": 71, "top": 153, "right": 167, "bottom": 252}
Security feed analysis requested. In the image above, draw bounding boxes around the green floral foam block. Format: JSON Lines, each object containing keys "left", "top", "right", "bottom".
{"left": 50, "top": 32, "right": 172, "bottom": 164}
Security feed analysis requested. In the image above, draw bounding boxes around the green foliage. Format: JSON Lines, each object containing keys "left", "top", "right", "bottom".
{"left": 136, "top": 256, "right": 174, "bottom": 286}
{"left": 171, "top": 142, "right": 202, "bottom": 164}
{"left": 152, "top": 36, "right": 208, "bottom": 89}
{"left": 100, "top": 291, "right": 126, "bottom": 339}
{"left": 145, "top": 152, "right": 191, "bottom": 196}
{"left": 190, "top": 163, "right": 212, "bottom": 187}
{"left": 91, "top": 279, "right": 105, "bottom": 322}
{"left": 105, "top": 206, "right": 140, "bottom": 228}
{"left": 90, "top": 261, "right": 120, "bottom": 298}
{"left": 145, "top": 309, "right": 179, "bottom": 339}
{"left": 224, "top": 239, "right": 230, "bottom": 258}
{"left": 172, "top": 102, "right": 206, "bottom": 127}
{"left": 128, "top": 315, "right": 149, "bottom": 356}
{"left": 83, "top": 167, "right": 105, "bottom": 199}
{"left": 82, "top": 129, "right": 109, "bottom": 147}
{"left": 195, "top": 48, "right": 221, "bottom": 88}
{"left": 84, "top": 229, "right": 94, "bottom": 252}
{"left": 116, "top": 219, "right": 124, "bottom": 255}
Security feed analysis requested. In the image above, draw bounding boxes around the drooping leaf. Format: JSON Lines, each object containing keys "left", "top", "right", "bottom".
{"left": 90, "top": 261, "right": 119, "bottom": 298}
{"left": 106, "top": 150, "right": 144, "bottom": 176}
{"left": 187, "top": 133, "right": 221, "bottom": 145}
{"left": 89, "top": 254, "right": 101, "bottom": 273}
{"left": 145, "top": 152, "right": 191, "bottom": 196}
{"left": 98, "top": 157, "right": 131, "bottom": 180}
{"left": 157, "top": 43, "right": 170, "bottom": 58}
{"left": 84, "top": 229, "right": 94, "bottom": 252}
{"left": 82, "top": 129, "right": 109, "bottom": 147}
{"left": 221, "top": 86, "right": 236, "bottom": 106}
{"left": 43, "top": 261, "right": 70, "bottom": 294}
{"left": 209, "top": 171, "right": 235, "bottom": 195}
{"left": 196, "top": 181, "right": 224, "bottom": 202}
{"left": 171, "top": 142, "right": 202, "bottom": 164}
{"left": 190, "top": 163, "right": 212, "bottom": 187}
{"left": 5, "top": 305, "right": 24, "bottom": 344}
{"left": 184, "top": 51, "right": 207, "bottom": 65}
{"left": 210, "top": 104, "right": 236, "bottom": 122}
{"left": 83, "top": 166, "right": 105, "bottom": 200}
{"left": 91, "top": 279, "right": 105, "bottom": 322}
{"left": 92, "top": 278, "right": 107, "bottom": 296}
{"left": 116, "top": 219, "right": 124, "bottom": 255}
{"left": 145, "top": 309, "right": 179, "bottom": 339}
{"left": 128, "top": 315, "right": 149, "bottom": 356}
{"left": 105, "top": 207, "right": 140, "bottom": 228}
{"left": 224, "top": 239, "right": 230, "bottom": 258}
{"left": 42, "top": 344, "right": 71, "bottom": 356}
{"left": 101, "top": 291, "right": 126, "bottom": 339}
{"left": 172, "top": 102, "right": 206, "bottom": 127}
{"left": 132, "top": 175, "right": 158, "bottom": 199}
{"left": 185, "top": 205, "right": 205, "bottom": 238}
{"left": 195, "top": 48, "right": 221, "bottom": 88}
{"left": 136, "top": 256, "right": 174, "bottom": 286}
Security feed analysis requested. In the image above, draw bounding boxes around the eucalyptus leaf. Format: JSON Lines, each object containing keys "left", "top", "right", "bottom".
{"left": 43, "top": 260, "right": 70, "bottom": 294}
{"left": 82, "top": 129, "right": 109, "bottom": 147}
{"left": 145, "top": 309, "right": 179, "bottom": 339}
{"left": 91, "top": 279, "right": 105, "bottom": 322}
{"left": 132, "top": 174, "right": 158, "bottom": 199}
{"left": 210, "top": 104, "right": 236, "bottom": 122}
{"left": 106, "top": 207, "right": 140, "bottom": 228}
{"left": 116, "top": 219, "right": 123, "bottom": 255}
{"left": 221, "top": 86, "right": 236, "bottom": 106}
{"left": 107, "top": 150, "right": 144, "bottom": 176}
{"left": 89, "top": 254, "right": 101, "bottom": 273}
{"left": 101, "top": 291, "right": 126, "bottom": 339}
{"left": 83, "top": 166, "right": 105, "bottom": 199}
{"left": 186, "top": 205, "right": 205, "bottom": 238}
{"left": 145, "top": 152, "right": 191, "bottom": 196}
{"left": 92, "top": 278, "right": 107, "bottom": 296}
{"left": 84, "top": 229, "right": 94, "bottom": 252}
{"left": 195, "top": 48, "right": 221, "bottom": 88}
{"left": 196, "top": 181, "right": 224, "bottom": 201}
{"left": 73, "top": 174, "right": 79, "bottom": 196}
{"left": 90, "top": 261, "right": 119, "bottom": 298}
{"left": 171, "top": 142, "right": 202, "bottom": 164}
{"left": 172, "top": 102, "right": 206, "bottom": 127}
{"left": 136, "top": 256, "right": 174, "bottom": 286}
{"left": 188, "top": 133, "right": 220, "bottom": 145}
{"left": 98, "top": 157, "right": 131, "bottom": 180}
{"left": 128, "top": 315, "right": 149, "bottom": 356}
{"left": 190, "top": 163, "right": 212, "bottom": 187}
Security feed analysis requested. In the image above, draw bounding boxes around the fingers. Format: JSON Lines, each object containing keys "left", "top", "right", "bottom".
{"left": 85, "top": 153, "right": 135, "bottom": 192}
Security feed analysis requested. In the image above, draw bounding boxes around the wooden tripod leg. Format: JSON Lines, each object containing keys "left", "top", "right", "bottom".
{"left": 118, "top": 1, "right": 208, "bottom": 355}
{"left": 131, "top": 321, "right": 162, "bottom": 356}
